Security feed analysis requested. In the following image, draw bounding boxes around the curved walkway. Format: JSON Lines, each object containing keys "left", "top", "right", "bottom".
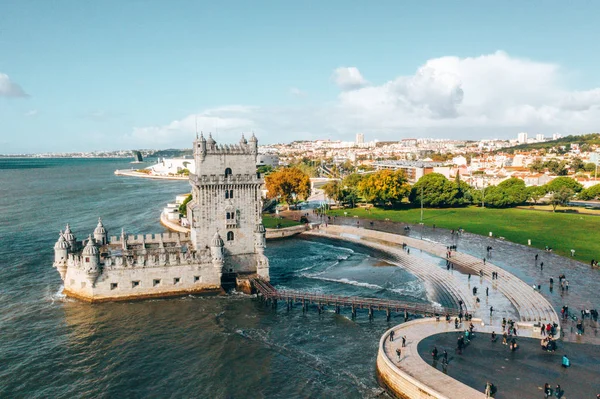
{"left": 305, "top": 225, "right": 563, "bottom": 399}
{"left": 307, "top": 225, "right": 560, "bottom": 332}
{"left": 377, "top": 318, "right": 516, "bottom": 399}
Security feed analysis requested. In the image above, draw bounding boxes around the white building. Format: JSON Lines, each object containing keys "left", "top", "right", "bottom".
{"left": 517, "top": 132, "right": 528, "bottom": 144}
{"left": 356, "top": 133, "right": 364, "bottom": 144}
{"left": 535, "top": 134, "right": 545, "bottom": 142}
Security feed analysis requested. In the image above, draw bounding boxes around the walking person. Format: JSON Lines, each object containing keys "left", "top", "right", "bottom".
{"left": 486, "top": 287, "right": 489, "bottom": 296}
{"left": 489, "top": 306, "right": 494, "bottom": 317}
{"left": 390, "top": 330, "right": 395, "bottom": 342}
{"left": 396, "top": 348, "right": 401, "bottom": 362}
{"left": 402, "top": 336, "right": 406, "bottom": 347}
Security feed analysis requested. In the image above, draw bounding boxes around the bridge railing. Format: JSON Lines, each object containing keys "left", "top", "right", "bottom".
{"left": 251, "top": 277, "right": 459, "bottom": 316}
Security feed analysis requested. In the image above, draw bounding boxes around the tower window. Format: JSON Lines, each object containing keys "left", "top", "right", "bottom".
{"left": 110, "top": 283, "right": 118, "bottom": 290}
{"left": 229, "top": 189, "right": 234, "bottom": 198}
{"left": 153, "top": 279, "right": 161, "bottom": 287}
{"left": 132, "top": 281, "right": 140, "bottom": 288}
{"left": 194, "top": 276, "right": 200, "bottom": 282}
{"left": 174, "top": 277, "right": 180, "bottom": 285}
{"left": 227, "top": 231, "right": 234, "bottom": 241}
{"left": 225, "top": 190, "right": 229, "bottom": 199}
{"left": 225, "top": 168, "right": 232, "bottom": 178}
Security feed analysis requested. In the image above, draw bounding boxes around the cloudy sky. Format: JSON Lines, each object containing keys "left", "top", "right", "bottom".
{"left": 1, "top": 1, "right": 600, "bottom": 153}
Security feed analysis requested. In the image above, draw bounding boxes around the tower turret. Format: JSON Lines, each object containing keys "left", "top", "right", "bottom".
{"left": 196, "top": 132, "right": 207, "bottom": 162}
{"left": 210, "top": 232, "right": 224, "bottom": 280}
{"left": 63, "top": 223, "right": 76, "bottom": 250}
{"left": 207, "top": 133, "right": 216, "bottom": 150}
{"left": 254, "top": 224, "right": 269, "bottom": 280}
{"left": 240, "top": 133, "right": 248, "bottom": 145}
{"left": 93, "top": 217, "right": 107, "bottom": 245}
{"left": 249, "top": 133, "right": 258, "bottom": 155}
{"left": 82, "top": 235, "right": 100, "bottom": 287}
{"left": 53, "top": 231, "right": 69, "bottom": 280}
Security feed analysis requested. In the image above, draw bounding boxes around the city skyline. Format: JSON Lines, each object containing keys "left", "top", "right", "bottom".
{"left": 2, "top": 1, "right": 600, "bottom": 153}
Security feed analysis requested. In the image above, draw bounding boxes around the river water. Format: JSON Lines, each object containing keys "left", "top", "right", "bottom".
{"left": 0, "top": 159, "right": 431, "bottom": 398}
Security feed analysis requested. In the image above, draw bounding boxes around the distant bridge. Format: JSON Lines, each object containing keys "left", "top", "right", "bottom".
{"left": 250, "top": 278, "right": 461, "bottom": 320}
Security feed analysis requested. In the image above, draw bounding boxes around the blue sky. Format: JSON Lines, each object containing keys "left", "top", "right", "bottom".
{"left": 1, "top": 1, "right": 600, "bottom": 153}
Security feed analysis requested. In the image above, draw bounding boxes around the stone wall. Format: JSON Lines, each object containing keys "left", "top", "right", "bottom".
{"left": 63, "top": 261, "right": 222, "bottom": 302}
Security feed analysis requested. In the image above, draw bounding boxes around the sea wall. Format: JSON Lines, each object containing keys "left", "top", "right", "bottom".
{"left": 63, "top": 262, "right": 222, "bottom": 302}
{"left": 265, "top": 224, "right": 308, "bottom": 239}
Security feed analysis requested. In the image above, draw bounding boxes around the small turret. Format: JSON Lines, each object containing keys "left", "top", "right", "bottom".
{"left": 240, "top": 133, "right": 248, "bottom": 145}
{"left": 207, "top": 133, "right": 216, "bottom": 150}
{"left": 249, "top": 133, "right": 258, "bottom": 155}
{"left": 53, "top": 231, "right": 69, "bottom": 280}
{"left": 82, "top": 235, "right": 100, "bottom": 287}
{"left": 93, "top": 217, "right": 107, "bottom": 245}
{"left": 63, "top": 223, "right": 76, "bottom": 250}
{"left": 196, "top": 132, "right": 207, "bottom": 162}
{"left": 210, "top": 232, "right": 224, "bottom": 266}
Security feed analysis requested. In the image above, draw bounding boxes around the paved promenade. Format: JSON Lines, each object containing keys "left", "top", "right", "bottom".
{"left": 306, "top": 225, "right": 573, "bottom": 398}
{"left": 378, "top": 318, "right": 529, "bottom": 399}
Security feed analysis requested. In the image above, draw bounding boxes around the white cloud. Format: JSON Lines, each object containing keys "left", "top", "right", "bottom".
{"left": 333, "top": 67, "right": 369, "bottom": 90}
{"left": 0, "top": 73, "right": 28, "bottom": 97}
{"left": 24, "top": 109, "right": 38, "bottom": 116}
{"left": 129, "top": 51, "right": 600, "bottom": 147}
{"left": 289, "top": 87, "right": 307, "bottom": 97}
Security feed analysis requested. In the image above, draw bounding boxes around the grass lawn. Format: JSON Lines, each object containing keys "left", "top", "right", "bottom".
{"left": 262, "top": 214, "right": 302, "bottom": 229}
{"left": 328, "top": 206, "right": 600, "bottom": 261}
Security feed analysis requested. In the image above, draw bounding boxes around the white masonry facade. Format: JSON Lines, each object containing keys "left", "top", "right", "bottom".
{"left": 53, "top": 134, "right": 269, "bottom": 302}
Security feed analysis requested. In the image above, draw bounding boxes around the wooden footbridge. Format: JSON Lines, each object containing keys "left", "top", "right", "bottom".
{"left": 250, "top": 278, "right": 461, "bottom": 320}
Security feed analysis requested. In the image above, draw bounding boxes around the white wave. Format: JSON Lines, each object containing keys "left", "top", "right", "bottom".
{"left": 337, "top": 254, "right": 351, "bottom": 261}
{"left": 304, "top": 275, "right": 383, "bottom": 290}
{"left": 313, "top": 241, "right": 355, "bottom": 253}
{"left": 49, "top": 285, "right": 67, "bottom": 303}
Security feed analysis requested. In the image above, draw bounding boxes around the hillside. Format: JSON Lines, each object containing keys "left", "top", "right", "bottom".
{"left": 504, "top": 133, "right": 600, "bottom": 153}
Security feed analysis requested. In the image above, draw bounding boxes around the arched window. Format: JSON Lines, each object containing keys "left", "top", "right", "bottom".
{"left": 226, "top": 212, "right": 230, "bottom": 220}
{"left": 229, "top": 189, "right": 234, "bottom": 198}
{"left": 225, "top": 190, "right": 229, "bottom": 199}
{"left": 227, "top": 231, "right": 234, "bottom": 241}
{"left": 225, "top": 168, "right": 232, "bottom": 178}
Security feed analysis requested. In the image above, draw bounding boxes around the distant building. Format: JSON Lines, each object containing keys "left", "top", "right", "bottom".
{"left": 552, "top": 133, "right": 562, "bottom": 140}
{"left": 517, "top": 132, "right": 528, "bottom": 144}
{"left": 257, "top": 154, "right": 280, "bottom": 168}
{"left": 373, "top": 160, "right": 449, "bottom": 183}
{"left": 356, "top": 133, "right": 364, "bottom": 145}
{"left": 535, "top": 134, "right": 545, "bottom": 142}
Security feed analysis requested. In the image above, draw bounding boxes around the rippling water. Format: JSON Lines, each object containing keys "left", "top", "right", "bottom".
{"left": 0, "top": 159, "right": 429, "bottom": 398}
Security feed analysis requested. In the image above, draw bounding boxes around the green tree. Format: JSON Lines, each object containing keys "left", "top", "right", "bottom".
{"left": 570, "top": 157, "right": 585, "bottom": 172}
{"left": 484, "top": 178, "right": 528, "bottom": 208}
{"left": 526, "top": 185, "right": 548, "bottom": 204}
{"left": 265, "top": 167, "right": 312, "bottom": 209}
{"left": 322, "top": 181, "right": 343, "bottom": 205}
{"left": 357, "top": 169, "right": 410, "bottom": 206}
{"left": 578, "top": 184, "right": 600, "bottom": 200}
{"left": 529, "top": 159, "right": 544, "bottom": 173}
{"left": 546, "top": 176, "right": 583, "bottom": 193}
{"left": 549, "top": 187, "right": 574, "bottom": 212}
{"left": 583, "top": 162, "right": 597, "bottom": 173}
{"left": 544, "top": 160, "right": 568, "bottom": 176}
{"left": 178, "top": 194, "right": 193, "bottom": 216}
{"left": 408, "top": 173, "right": 470, "bottom": 207}
{"left": 257, "top": 165, "right": 274, "bottom": 175}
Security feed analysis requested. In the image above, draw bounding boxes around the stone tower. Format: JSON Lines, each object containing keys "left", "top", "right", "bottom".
{"left": 187, "top": 133, "right": 269, "bottom": 280}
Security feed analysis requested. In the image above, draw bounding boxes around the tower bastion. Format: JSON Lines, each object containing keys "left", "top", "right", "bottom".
{"left": 53, "top": 134, "right": 269, "bottom": 302}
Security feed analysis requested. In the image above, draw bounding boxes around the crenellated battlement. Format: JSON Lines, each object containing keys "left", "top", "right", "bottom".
{"left": 189, "top": 172, "right": 263, "bottom": 186}
{"left": 108, "top": 232, "right": 190, "bottom": 246}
